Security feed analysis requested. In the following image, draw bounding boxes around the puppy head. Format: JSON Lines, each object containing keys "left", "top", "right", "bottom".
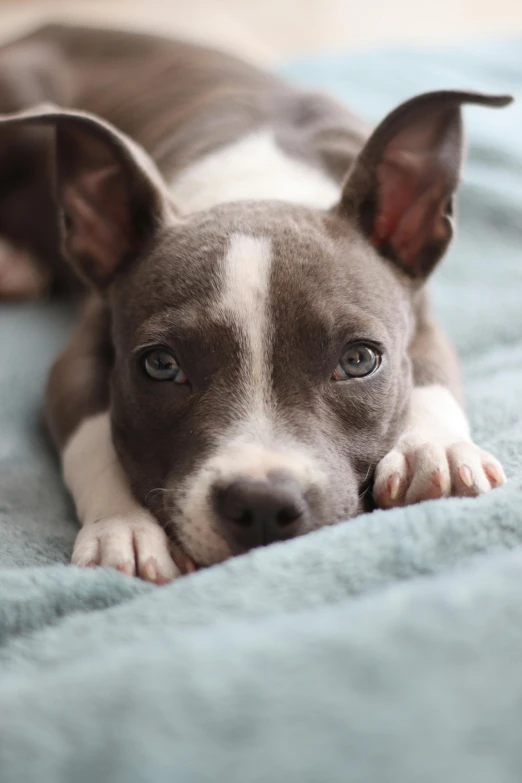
{"left": 1, "top": 92, "right": 511, "bottom": 566}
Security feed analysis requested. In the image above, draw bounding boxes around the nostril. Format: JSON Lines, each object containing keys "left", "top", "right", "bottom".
{"left": 276, "top": 505, "right": 302, "bottom": 527}
{"left": 231, "top": 509, "right": 253, "bottom": 527}
{"left": 214, "top": 485, "right": 254, "bottom": 527}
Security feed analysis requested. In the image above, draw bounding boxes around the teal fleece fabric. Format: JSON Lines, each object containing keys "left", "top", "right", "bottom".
{"left": 0, "top": 40, "right": 521, "bottom": 782}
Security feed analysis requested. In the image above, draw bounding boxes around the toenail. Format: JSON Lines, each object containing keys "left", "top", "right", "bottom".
{"left": 484, "top": 463, "right": 506, "bottom": 486}
{"left": 389, "top": 473, "right": 401, "bottom": 500}
{"left": 459, "top": 465, "right": 474, "bottom": 488}
{"left": 142, "top": 559, "right": 157, "bottom": 582}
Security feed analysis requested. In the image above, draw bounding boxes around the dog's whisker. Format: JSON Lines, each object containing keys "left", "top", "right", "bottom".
{"left": 358, "top": 463, "right": 376, "bottom": 500}
{"left": 363, "top": 463, "right": 375, "bottom": 484}
{"left": 358, "top": 484, "right": 372, "bottom": 500}
{"left": 145, "top": 486, "right": 177, "bottom": 502}
{"left": 145, "top": 490, "right": 184, "bottom": 548}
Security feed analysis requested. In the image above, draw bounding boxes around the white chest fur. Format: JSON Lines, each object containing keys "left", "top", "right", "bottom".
{"left": 169, "top": 130, "right": 340, "bottom": 213}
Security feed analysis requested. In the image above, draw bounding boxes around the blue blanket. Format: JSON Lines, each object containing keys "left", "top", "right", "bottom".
{"left": 1, "top": 40, "right": 522, "bottom": 782}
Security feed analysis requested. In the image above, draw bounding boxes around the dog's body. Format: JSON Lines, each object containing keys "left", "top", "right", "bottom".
{"left": 0, "top": 25, "right": 509, "bottom": 579}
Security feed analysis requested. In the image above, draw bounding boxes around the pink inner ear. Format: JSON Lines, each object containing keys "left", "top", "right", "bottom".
{"left": 63, "top": 163, "right": 134, "bottom": 280}
{"left": 369, "top": 110, "right": 459, "bottom": 271}
{"left": 372, "top": 152, "right": 448, "bottom": 266}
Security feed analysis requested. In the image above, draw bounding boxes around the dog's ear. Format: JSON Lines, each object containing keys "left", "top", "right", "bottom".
{"left": 0, "top": 105, "right": 174, "bottom": 288}
{"left": 338, "top": 90, "right": 513, "bottom": 279}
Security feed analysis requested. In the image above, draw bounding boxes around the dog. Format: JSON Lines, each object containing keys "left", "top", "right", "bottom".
{"left": 0, "top": 24, "right": 511, "bottom": 581}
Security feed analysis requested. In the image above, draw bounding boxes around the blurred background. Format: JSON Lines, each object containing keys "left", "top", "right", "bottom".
{"left": 0, "top": 0, "right": 521, "bottom": 65}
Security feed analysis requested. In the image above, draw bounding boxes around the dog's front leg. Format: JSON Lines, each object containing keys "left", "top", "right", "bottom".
{"left": 374, "top": 303, "right": 507, "bottom": 508}
{"left": 46, "top": 298, "right": 181, "bottom": 583}
{"left": 63, "top": 412, "right": 181, "bottom": 583}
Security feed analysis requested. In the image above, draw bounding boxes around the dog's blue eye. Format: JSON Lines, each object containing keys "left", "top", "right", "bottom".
{"left": 333, "top": 343, "right": 381, "bottom": 381}
{"left": 142, "top": 348, "right": 187, "bottom": 383}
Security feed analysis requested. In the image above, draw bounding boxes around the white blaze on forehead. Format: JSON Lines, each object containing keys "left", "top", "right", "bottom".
{"left": 172, "top": 238, "right": 331, "bottom": 566}
{"left": 219, "top": 233, "right": 272, "bottom": 404}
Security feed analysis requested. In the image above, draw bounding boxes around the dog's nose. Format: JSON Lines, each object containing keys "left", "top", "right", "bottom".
{"left": 213, "top": 472, "right": 306, "bottom": 552}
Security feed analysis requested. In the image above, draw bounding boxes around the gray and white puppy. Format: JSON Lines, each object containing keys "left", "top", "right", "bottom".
{"left": 0, "top": 24, "right": 511, "bottom": 580}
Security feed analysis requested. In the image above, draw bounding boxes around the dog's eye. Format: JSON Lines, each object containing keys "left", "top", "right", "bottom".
{"left": 141, "top": 348, "right": 187, "bottom": 383}
{"left": 333, "top": 343, "right": 381, "bottom": 380}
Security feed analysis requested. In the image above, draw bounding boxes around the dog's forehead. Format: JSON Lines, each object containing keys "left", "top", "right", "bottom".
{"left": 118, "top": 202, "right": 408, "bottom": 342}
{"left": 158, "top": 202, "right": 343, "bottom": 289}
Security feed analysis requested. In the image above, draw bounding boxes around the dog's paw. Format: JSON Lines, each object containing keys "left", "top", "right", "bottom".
{"left": 72, "top": 513, "right": 181, "bottom": 584}
{"left": 0, "top": 239, "right": 50, "bottom": 300}
{"left": 373, "top": 440, "right": 507, "bottom": 509}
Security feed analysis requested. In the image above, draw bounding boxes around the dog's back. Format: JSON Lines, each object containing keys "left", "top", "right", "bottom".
{"left": 0, "top": 23, "right": 370, "bottom": 291}
{"left": 37, "top": 24, "right": 368, "bottom": 175}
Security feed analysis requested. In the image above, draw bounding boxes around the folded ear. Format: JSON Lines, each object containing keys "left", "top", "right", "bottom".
{"left": 0, "top": 105, "right": 174, "bottom": 288}
{"left": 338, "top": 90, "right": 513, "bottom": 279}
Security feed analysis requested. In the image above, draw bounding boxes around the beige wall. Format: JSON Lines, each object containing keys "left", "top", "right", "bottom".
{"left": 0, "top": 0, "right": 521, "bottom": 64}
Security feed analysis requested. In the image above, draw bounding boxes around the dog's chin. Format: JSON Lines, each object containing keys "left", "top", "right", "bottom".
{"left": 168, "top": 498, "right": 367, "bottom": 572}
{"left": 171, "top": 545, "right": 200, "bottom": 574}
{"left": 166, "top": 516, "right": 234, "bottom": 572}
{"left": 167, "top": 536, "right": 214, "bottom": 574}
